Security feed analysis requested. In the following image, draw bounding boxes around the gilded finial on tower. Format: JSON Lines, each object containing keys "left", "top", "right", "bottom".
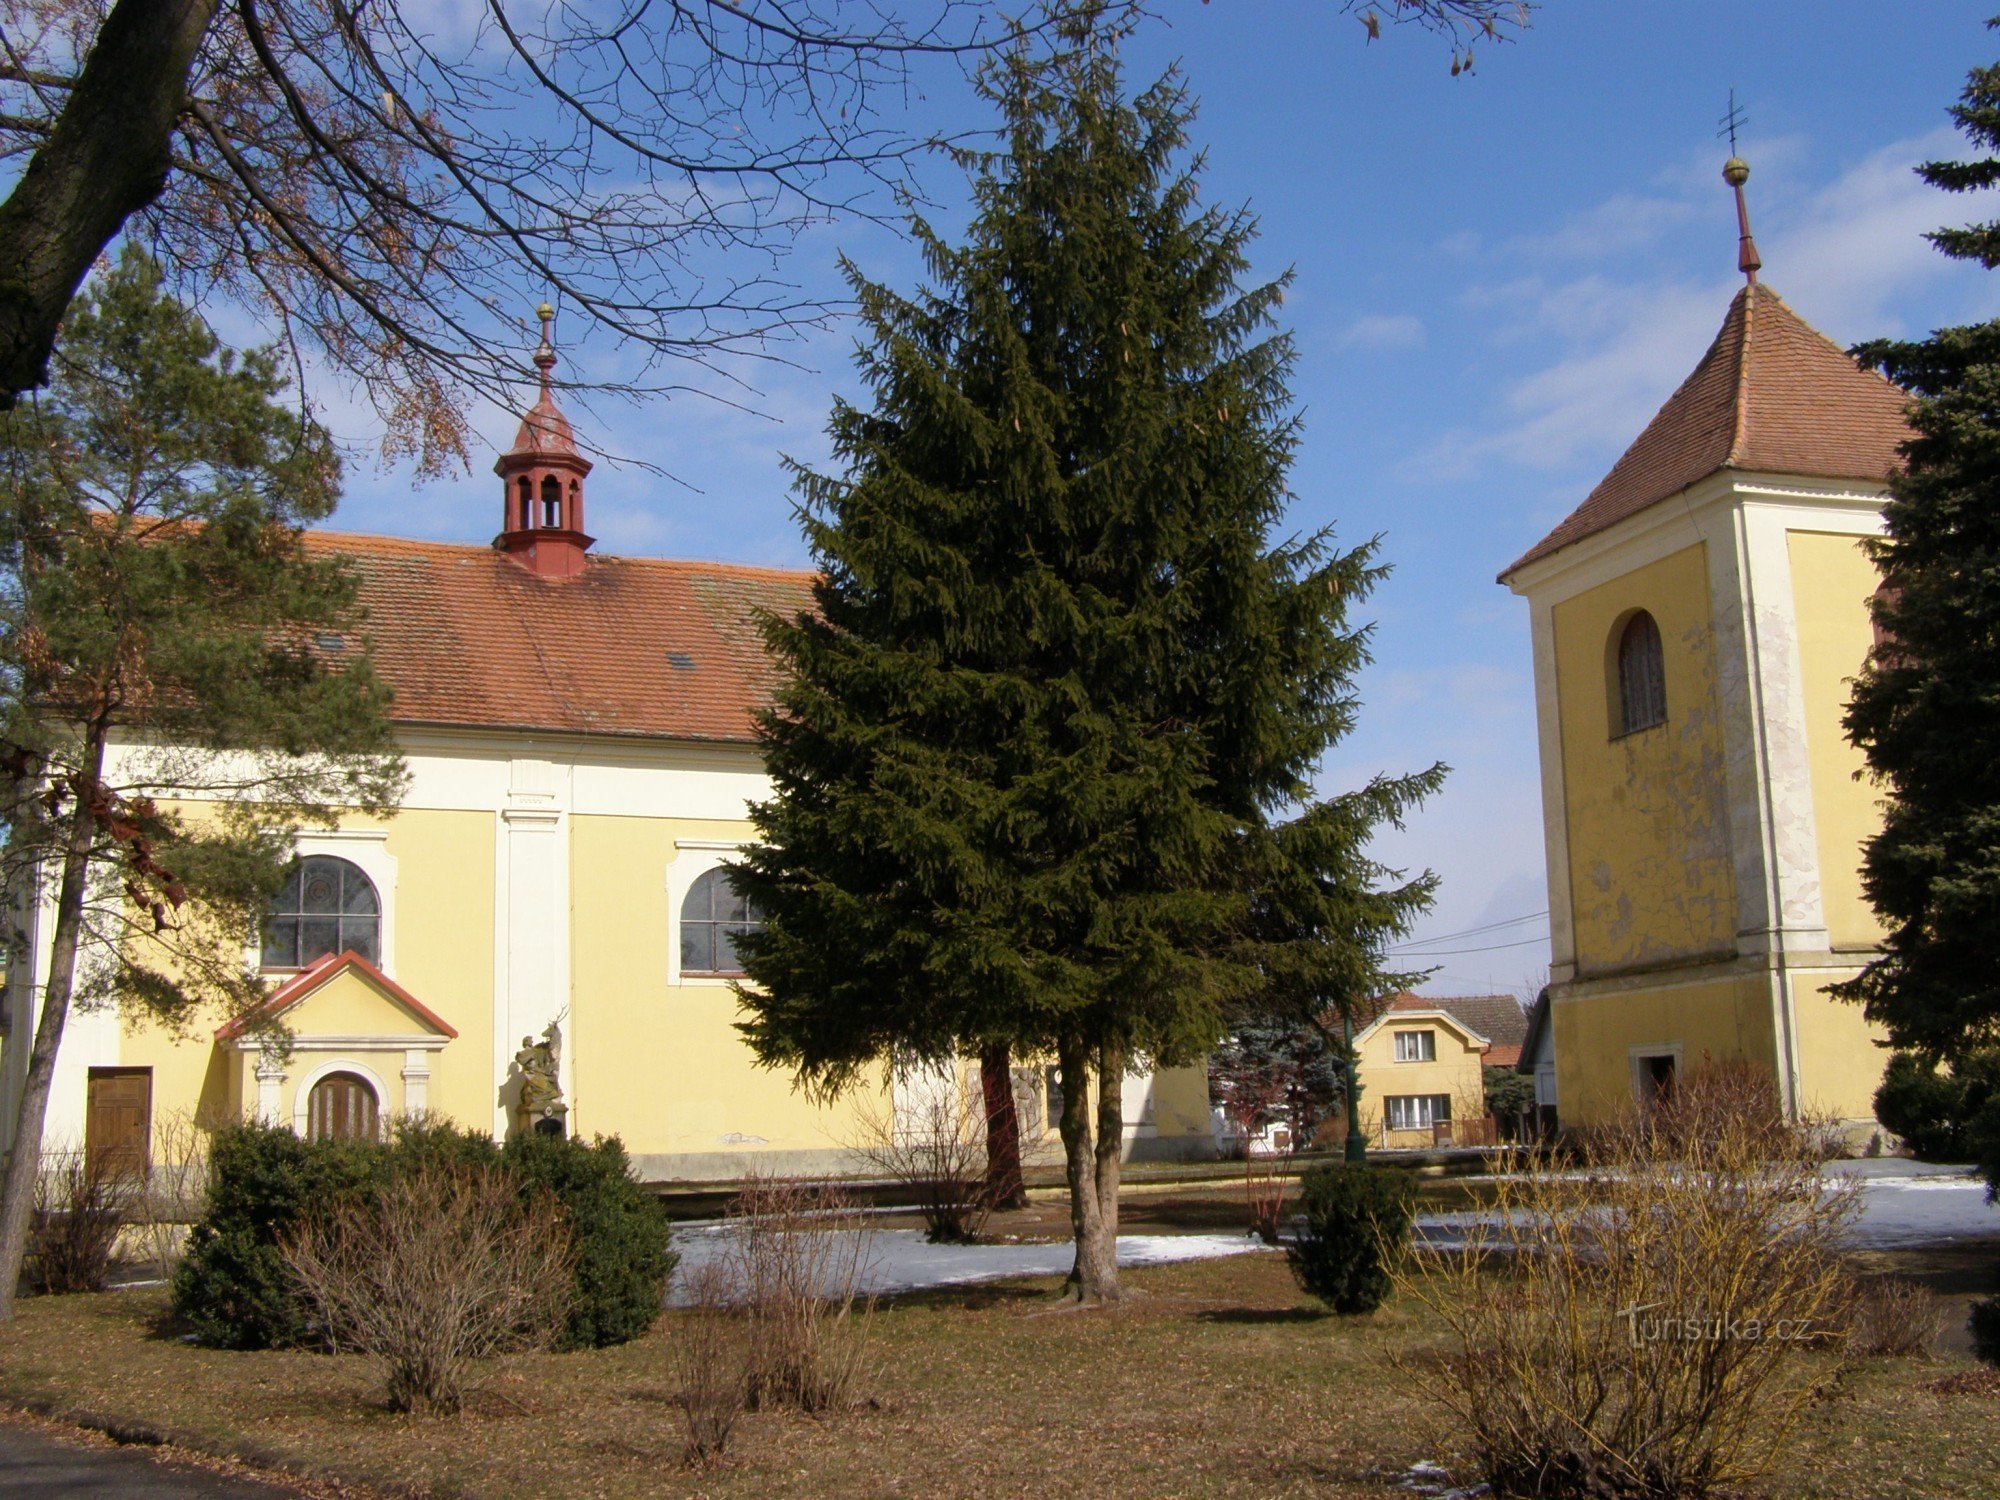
{"left": 1718, "top": 91, "right": 1760, "bottom": 285}
{"left": 533, "top": 301, "right": 557, "bottom": 391}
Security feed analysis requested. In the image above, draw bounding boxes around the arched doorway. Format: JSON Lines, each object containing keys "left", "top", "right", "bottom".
{"left": 306, "top": 1070, "right": 379, "bottom": 1142}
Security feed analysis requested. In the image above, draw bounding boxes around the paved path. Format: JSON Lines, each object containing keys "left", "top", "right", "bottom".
{"left": 0, "top": 1420, "right": 301, "bottom": 1498}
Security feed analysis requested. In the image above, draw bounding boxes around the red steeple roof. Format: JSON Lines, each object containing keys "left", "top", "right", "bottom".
{"left": 1502, "top": 281, "right": 1912, "bottom": 578}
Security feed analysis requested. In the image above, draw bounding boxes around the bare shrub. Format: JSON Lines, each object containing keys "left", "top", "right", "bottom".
{"left": 727, "top": 1175, "right": 876, "bottom": 1413}
{"left": 665, "top": 1261, "right": 749, "bottom": 1466}
{"left": 283, "top": 1164, "right": 572, "bottom": 1416}
{"left": 126, "top": 1109, "right": 214, "bottom": 1281}
{"left": 27, "top": 1150, "right": 123, "bottom": 1294}
{"left": 1847, "top": 1276, "right": 1944, "bottom": 1359}
{"left": 847, "top": 1066, "right": 995, "bottom": 1244}
{"left": 1397, "top": 1063, "right": 1859, "bottom": 1499}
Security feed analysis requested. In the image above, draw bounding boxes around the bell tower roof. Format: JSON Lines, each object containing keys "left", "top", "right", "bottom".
{"left": 1499, "top": 157, "right": 1911, "bottom": 581}
{"left": 494, "top": 303, "right": 595, "bottom": 578}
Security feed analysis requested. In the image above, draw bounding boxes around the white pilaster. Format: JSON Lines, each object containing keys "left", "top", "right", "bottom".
{"left": 402, "top": 1049, "right": 431, "bottom": 1114}
{"left": 1528, "top": 596, "right": 1577, "bottom": 984}
{"left": 255, "top": 1057, "right": 286, "bottom": 1125}
{"left": 493, "top": 754, "right": 571, "bottom": 1136}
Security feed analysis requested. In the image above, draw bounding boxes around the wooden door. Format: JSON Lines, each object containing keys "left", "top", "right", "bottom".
{"left": 307, "top": 1072, "right": 379, "bottom": 1142}
{"left": 85, "top": 1067, "right": 151, "bottom": 1180}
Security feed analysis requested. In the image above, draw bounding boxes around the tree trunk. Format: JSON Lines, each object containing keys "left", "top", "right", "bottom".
{"left": 1092, "top": 1035, "right": 1123, "bottom": 1292}
{"left": 0, "top": 732, "right": 105, "bottom": 1318}
{"left": 0, "top": 0, "right": 222, "bottom": 403}
{"left": 1056, "top": 1036, "right": 1118, "bottom": 1303}
{"left": 979, "top": 1041, "right": 1028, "bottom": 1211}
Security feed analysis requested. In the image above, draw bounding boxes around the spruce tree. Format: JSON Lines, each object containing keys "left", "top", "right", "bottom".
{"left": 736, "top": 24, "right": 1440, "bottom": 1302}
{"left": 0, "top": 248, "right": 405, "bottom": 1318}
{"left": 1839, "top": 24, "right": 2000, "bottom": 1182}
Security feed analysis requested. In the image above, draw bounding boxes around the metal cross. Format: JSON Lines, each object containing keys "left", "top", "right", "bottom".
{"left": 1718, "top": 89, "right": 1748, "bottom": 153}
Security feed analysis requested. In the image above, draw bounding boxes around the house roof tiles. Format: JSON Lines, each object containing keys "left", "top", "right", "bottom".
{"left": 303, "top": 530, "right": 814, "bottom": 745}
{"left": 1502, "top": 282, "right": 1912, "bottom": 578}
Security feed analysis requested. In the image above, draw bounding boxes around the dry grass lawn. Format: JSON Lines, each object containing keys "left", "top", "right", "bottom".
{"left": 0, "top": 1249, "right": 1993, "bottom": 1498}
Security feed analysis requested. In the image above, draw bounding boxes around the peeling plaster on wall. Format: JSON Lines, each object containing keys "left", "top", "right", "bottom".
{"left": 1559, "top": 545, "right": 1740, "bottom": 980}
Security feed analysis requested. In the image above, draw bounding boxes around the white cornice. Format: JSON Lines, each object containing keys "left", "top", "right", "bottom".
{"left": 392, "top": 723, "right": 764, "bottom": 771}
{"left": 231, "top": 1033, "right": 451, "bottom": 1052}
{"left": 1503, "top": 470, "right": 1889, "bottom": 604}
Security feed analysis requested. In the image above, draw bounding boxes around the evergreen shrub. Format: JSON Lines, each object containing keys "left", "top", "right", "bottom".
{"left": 173, "top": 1121, "right": 672, "bottom": 1350}
{"left": 1873, "top": 1050, "right": 2000, "bottom": 1161}
{"left": 172, "top": 1123, "right": 380, "bottom": 1349}
{"left": 1286, "top": 1162, "right": 1416, "bottom": 1314}
{"left": 502, "top": 1131, "right": 674, "bottom": 1349}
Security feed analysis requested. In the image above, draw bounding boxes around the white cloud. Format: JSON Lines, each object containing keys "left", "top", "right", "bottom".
{"left": 1339, "top": 312, "right": 1425, "bottom": 350}
{"left": 1402, "top": 127, "right": 1996, "bottom": 492}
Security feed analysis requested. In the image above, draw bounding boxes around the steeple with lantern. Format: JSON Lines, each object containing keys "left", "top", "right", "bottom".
{"left": 494, "top": 303, "right": 594, "bottom": 577}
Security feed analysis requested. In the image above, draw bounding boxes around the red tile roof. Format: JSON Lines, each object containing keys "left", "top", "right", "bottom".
{"left": 215, "top": 949, "right": 459, "bottom": 1040}
{"left": 303, "top": 530, "right": 814, "bottom": 744}
{"left": 1502, "top": 282, "right": 1913, "bottom": 578}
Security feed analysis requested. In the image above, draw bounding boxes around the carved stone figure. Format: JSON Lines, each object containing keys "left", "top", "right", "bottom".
{"left": 513, "top": 1020, "right": 567, "bottom": 1135}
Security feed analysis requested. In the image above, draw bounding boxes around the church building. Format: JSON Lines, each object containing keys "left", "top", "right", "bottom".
{"left": 1499, "top": 158, "right": 1911, "bottom": 1134}
{"left": 2, "top": 309, "right": 1215, "bottom": 1179}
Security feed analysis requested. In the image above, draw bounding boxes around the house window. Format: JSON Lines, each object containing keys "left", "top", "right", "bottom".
{"left": 679, "top": 866, "right": 762, "bottom": 976}
{"left": 261, "top": 855, "right": 381, "bottom": 969}
{"left": 1044, "top": 1066, "right": 1065, "bottom": 1129}
{"left": 541, "top": 474, "right": 562, "bottom": 528}
{"left": 1384, "top": 1094, "right": 1452, "bottom": 1132}
{"left": 1393, "top": 1029, "right": 1436, "bottom": 1063}
{"left": 1615, "top": 610, "right": 1667, "bottom": 736}
{"left": 517, "top": 476, "right": 532, "bottom": 530}
{"left": 307, "top": 1071, "right": 379, "bottom": 1142}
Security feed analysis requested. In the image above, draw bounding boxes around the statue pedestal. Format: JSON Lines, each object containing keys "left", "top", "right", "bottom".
{"left": 517, "top": 1100, "right": 569, "bottom": 1139}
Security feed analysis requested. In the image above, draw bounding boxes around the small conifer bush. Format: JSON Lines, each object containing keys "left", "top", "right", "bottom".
{"left": 1286, "top": 1163, "right": 1416, "bottom": 1314}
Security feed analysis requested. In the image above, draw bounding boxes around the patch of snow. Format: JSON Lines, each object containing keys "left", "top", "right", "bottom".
{"left": 669, "top": 1225, "right": 1267, "bottom": 1304}
{"left": 1390, "top": 1459, "right": 1490, "bottom": 1498}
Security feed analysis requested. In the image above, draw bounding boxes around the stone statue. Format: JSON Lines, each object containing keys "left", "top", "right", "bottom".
{"left": 513, "top": 1020, "right": 567, "bottom": 1135}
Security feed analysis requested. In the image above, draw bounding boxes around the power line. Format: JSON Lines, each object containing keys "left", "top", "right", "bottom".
{"left": 1384, "top": 908, "right": 1549, "bottom": 952}
{"left": 1392, "top": 934, "right": 1551, "bottom": 958}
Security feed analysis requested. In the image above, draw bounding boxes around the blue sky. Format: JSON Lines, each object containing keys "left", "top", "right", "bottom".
{"left": 305, "top": 1, "right": 2000, "bottom": 999}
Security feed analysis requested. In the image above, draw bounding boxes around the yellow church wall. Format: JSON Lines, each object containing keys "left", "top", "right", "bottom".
{"left": 1792, "top": 974, "right": 1889, "bottom": 1123}
{"left": 570, "top": 814, "right": 884, "bottom": 1171}
{"left": 116, "top": 1020, "right": 232, "bottom": 1132}
{"left": 1552, "top": 974, "right": 1777, "bottom": 1125}
{"left": 1786, "top": 530, "right": 1887, "bottom": 953}
{"left": 1552, "top": 544, "right": 1736, "bottom": 974}
{"left": 367, "top": 808, "right": 495, "bottom": 1131}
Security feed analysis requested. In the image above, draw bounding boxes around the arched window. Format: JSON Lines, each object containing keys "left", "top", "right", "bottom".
{"left": 307, "top": 1071, "right": 379, "bottom": 1142}
{"left": 680, "top": 867, "right": 763, "bottom": 976}
{"left": 540, "top": 474, "right": 562, "bottom": 528}
{"left": 516, "top": 476, "right": 532, "bottom": 531}
{"left": 261, "top": 856, "right": 381, "bottom": 969}
{"left": 1615, "top": 610, "right": 1667, "bottom": 736}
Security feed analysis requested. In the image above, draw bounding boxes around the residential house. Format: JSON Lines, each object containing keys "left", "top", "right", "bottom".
{"left": 1349, "top": 992, "right": 1528, "bottom": 1150}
